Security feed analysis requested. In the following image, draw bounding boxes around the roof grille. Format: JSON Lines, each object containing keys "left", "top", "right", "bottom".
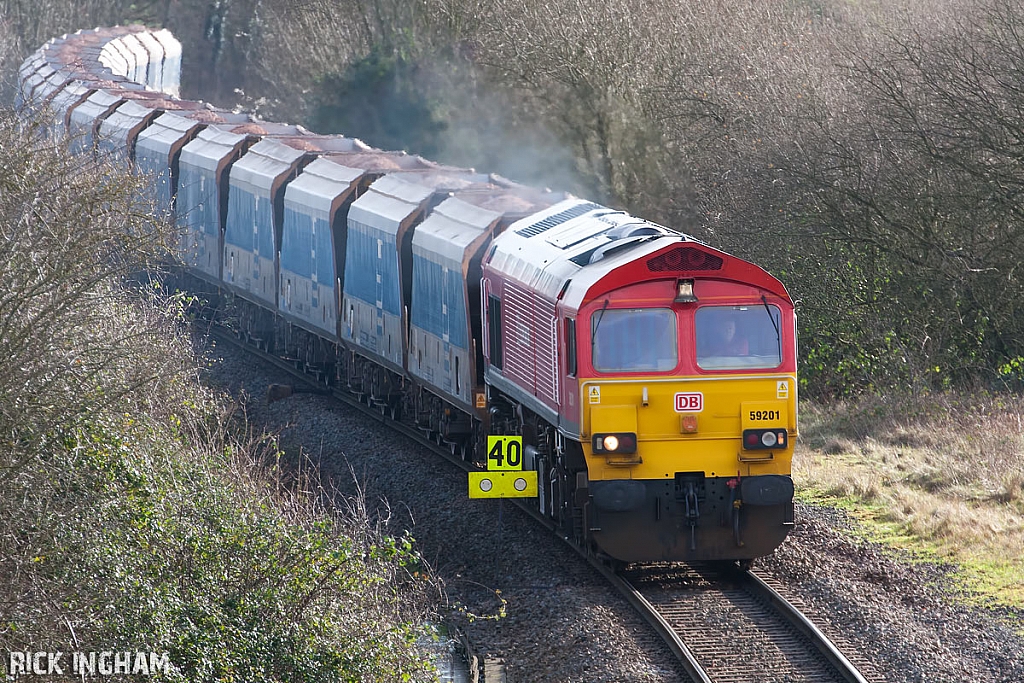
{"left": 516, "top": 202, "right": 601, "bottom": 237}
{"left": 647, "top": 246, "right": 723, "bottom": 272}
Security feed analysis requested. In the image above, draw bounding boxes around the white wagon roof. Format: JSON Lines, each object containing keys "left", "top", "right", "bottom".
{"left": 283, "top": 156, "right": 364, "bottom": 215}
{"left": 68, "top": 89, "right": 123, "bottom": 134}
{"left": 19, "top": 51, "right": 46, "bottom": 82}
{"left": 412, "top": 196, "right": 504, "bottom": 267}
{"left": 98, "top": 99, "right": 161, "bottom": 148}
{"left": 348, "top": 174, "right": 437, "bottom": 236}
{"left": 151, "top": 29, "right": 182, "bottom": 97}
{"left": 17, "top": 52, "right": 47, "bottom": 104}
{"left": 47, "top": 80, "right": 92, "bottom": 129}
{"left": 179, "top": 125, "right": 250, "bottom": 174}
{"left": 98, "top": 38, "right": 130, "bottom": 77}
{"left": 230, "top": 137, "right": 306, "bottom": 196}
{"left": 135, "top": 111, "right": 204, "bottom": 158}
{"left": 133, "top": 31, "right": 164, "bottom": 89}
{"left": 115, "top": 33, "right": 149, "bottom": 84}
{"left": 21, "top": 66, "right": 61, "bottom": 111}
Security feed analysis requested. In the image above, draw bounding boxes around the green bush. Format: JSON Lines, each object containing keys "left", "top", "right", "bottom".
{"left": 0, "top": 110, "right": 441, "bottom": 681}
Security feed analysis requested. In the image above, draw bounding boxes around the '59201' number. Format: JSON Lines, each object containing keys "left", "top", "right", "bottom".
{"left": 749, "top": 410, "right": 780, "bottom": 421}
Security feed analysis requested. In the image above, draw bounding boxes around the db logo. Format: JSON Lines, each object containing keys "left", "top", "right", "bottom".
{"left": 674, "top": 392, "right": 703, "bottom": 412}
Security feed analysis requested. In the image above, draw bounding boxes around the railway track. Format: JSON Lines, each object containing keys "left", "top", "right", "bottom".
{"left": 209, "top": 324, "right": 873, "bottom": 683}
{"left": 618, "top": 564, "right": 873, "bottom": 682}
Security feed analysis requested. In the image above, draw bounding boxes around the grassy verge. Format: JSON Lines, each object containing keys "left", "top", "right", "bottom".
{"left": 795, "top": 393, "right": 1024, "bottom": 616}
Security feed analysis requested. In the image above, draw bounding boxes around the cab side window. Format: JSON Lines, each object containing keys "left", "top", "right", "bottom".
{"left": 565, "top": 318, "right": 577, "bottom": 376}
{"left": 488, "top": 295, "right": 503, "bottom": 370}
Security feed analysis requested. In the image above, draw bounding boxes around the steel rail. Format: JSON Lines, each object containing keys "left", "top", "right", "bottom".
{"left": 589, "top": 562, "right": 712, "bottom": 682}
{"left": 741, "top": 570, "right": 869, "bottom": 683}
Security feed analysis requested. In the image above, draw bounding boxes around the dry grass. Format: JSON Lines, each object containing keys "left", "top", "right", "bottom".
{"left": 796, "top": 392, "right": 1024, "bottom": 606}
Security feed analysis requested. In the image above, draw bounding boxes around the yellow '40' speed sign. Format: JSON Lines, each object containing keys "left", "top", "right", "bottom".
{"left": 468, "top": 436, "right": 538, "bottom": 498}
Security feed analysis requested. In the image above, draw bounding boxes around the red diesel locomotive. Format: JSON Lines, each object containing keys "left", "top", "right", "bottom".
{"left": 481, "top": 200, "right": 797, "bottom": 563}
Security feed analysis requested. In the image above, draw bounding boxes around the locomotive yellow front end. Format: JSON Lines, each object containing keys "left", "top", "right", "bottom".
{"left": 581, "top": 374, "right": 796, "bottom": 562}
{"left": 575, "top": 245, "right": 798, "bottom": 564}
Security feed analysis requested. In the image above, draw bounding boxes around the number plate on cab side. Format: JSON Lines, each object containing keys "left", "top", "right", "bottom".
{"left": 741, "top": 401, "right": 788, "bottom": 430}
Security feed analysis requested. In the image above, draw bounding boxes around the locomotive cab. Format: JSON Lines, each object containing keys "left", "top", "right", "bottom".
{"left": 568, "top": 244, "right": 798, "bottom": 563}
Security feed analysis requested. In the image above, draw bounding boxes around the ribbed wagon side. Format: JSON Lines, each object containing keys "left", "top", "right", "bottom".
{"left": 176, "top": 126, "right": 255, "bottom": 284}
{"left": 342, "top": 173, "right": 434, "bottom": 375}
{"left": 65, "top": 89, "right": 125, "bottom": 155}
{"left": 408, "top": 195, "right": 504, "bottom": 413}
{"left": 222, "top": 138, "right": 310, "bottom": 310}
{"left": 278, "top": 157, "right": 363, "bottom": 339}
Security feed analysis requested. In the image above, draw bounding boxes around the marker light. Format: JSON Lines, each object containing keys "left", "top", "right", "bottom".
{"left": 761, "top": 431, "right": 778, "bottom": 447}
{"left": 603, "top": 435, "right": 620, "bottom": 451}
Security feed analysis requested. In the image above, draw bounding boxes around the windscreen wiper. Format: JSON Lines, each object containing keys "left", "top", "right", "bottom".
{"left": 591, "top": 299, "right": 610, "bottom": 355}
{"left": 761, "top": 295, "right": 781, "bottom": 355}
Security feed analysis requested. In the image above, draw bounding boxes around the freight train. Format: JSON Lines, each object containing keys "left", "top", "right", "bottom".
{"left": 17, "top": 25, "right": 798, "bottom": 565}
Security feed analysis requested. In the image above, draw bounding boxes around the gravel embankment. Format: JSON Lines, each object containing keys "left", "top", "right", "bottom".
{"left": 203, "top": 338, "right": 1024, "bottom": 683}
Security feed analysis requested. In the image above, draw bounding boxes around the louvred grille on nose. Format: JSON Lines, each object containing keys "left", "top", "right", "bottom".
{"left": 647, "top": 247, "right": 723, "bottom": 272}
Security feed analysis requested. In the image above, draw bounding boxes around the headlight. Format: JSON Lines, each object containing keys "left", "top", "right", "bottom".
{"left": 742, "top": 429, "right": 787, "bottom": 451}
{"left": 593, "top": 432, "right": 637, "bottom": 454}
